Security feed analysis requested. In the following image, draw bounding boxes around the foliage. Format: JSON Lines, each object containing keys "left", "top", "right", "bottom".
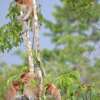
{"left": 0, "top": 1, "right": 42, "bottom": 53}
{"left": 42, "top": 0, "right": 100, "bottom": 99}
{"left": 0, "top": 0, "right": 100, "bottom": 99}
{"left": 0, "top": 2, "right": 22, "bottom": 52}
{"left": 54, "top": 70, "right": 100, "bottom": 100}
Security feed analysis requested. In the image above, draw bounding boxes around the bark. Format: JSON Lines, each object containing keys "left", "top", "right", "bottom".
{"left": 32, "top": 0, "right": 43, "bottom": 99}
{"left": 32, "top": 0, "right": 40, "bottom": 58}
{"left": 22, "top": 21, "right": 34, "bottom": 72}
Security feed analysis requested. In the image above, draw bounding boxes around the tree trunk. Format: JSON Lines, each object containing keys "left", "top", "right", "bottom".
{"left": 22, "top": 21, "right": 34, "bottom": 72}
{"left": 32, "top": 0, "right": 40, "bottom": 58}
{"left": 32, "top": 0, "right": 43, "bottom": 99}
{"left": 22, "top": 0, "right": 43, "bottom": 99}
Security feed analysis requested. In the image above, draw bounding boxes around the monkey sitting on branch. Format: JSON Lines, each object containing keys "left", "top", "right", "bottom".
{"left": 5, "top": 80, "right": 29, "bottom": 100}
{"left": 20, "top": 71, "right": 43, "bottom": 100}
{"left": 5, "top": 80, "right": 20, "bottom": 100}
{"left": 45, "top": 83, "right": 61, "bottom": 100}
{"left": 15, "top": 0, "right": 33, "bottom": 21}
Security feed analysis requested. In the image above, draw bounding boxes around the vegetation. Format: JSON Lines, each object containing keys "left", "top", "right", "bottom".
{"left": 0, "top": 0, "right": 100, "bottom": 99}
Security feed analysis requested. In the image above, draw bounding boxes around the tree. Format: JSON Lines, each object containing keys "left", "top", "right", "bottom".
{"left": 0, "top": 0, "right": 100, "bottom": 99}
{"left": 42, "top": 0, "right": 100, "bottom": 99}
{"left": 0, "top": 0, "right": 44, "bottom": 99}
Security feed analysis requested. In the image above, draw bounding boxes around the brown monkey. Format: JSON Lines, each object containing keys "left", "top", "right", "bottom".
{"left": 5, "top": 81, "right": 20, "bottom": 100}
{"left": 15, "top": 0, "right": 33, "bottom": 21}
{"left": 20, "top": 71, "right": 35, "bottom": 84}
{"left": 46, "top": 83, "right": 61, "bottom": 100}
{"left": 20, "top": 71, "right": 43, "bottom": 100}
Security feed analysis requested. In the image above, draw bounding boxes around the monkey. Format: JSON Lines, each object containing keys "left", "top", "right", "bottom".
{"left": 45, "top": 83, "right": 61, "bottom": 100}
{"left": 15, "top": 0, "right": 33, "bottom": 21}
{"left": 20, "top": 72, "right": 61, "bottom": 100}
{"left": 20, "top": 71, "right": 36, "bottom": 84}
{"left": 5, "top": 80, "right": 20, "bottom": 100}
{"left": 5, "top": 80, "right": 29, "bottom": 100}
{"left": 20, "top": 71, "right": 43, "bottom": 100}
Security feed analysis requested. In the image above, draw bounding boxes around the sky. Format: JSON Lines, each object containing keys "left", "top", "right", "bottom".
{"left": 0, "top": 0, "right": 59, "bottom": 65}
{"left": 0, "top": 0, "right": 100, "bottom": 65}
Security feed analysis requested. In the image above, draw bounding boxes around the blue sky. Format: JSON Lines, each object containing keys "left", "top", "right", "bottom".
{"left": 0, "top": 0, "right": 59, "bottom": 48}
{"left": 0, "top": 0, "right": 59, "bottom": 65}
{"left": 0, "top": 0, "right": 100, "bottom": 65}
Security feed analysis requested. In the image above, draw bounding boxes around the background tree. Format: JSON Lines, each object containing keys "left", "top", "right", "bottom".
{"left": 42, "top": 0, "right": 100, "bottom": 99}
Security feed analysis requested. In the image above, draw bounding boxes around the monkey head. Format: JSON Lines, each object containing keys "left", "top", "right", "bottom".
{"left": 12, "top": 80, "right": 20, "bottom": 91}
{"left": 20, "top": 72, "right": 35, "bottom": 84}
{"left": 15, "top": 0, "right": 23, "bottom": 5}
